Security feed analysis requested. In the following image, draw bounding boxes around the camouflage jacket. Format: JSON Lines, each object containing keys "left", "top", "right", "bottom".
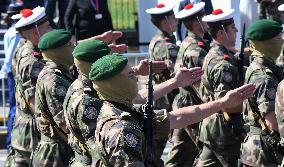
{"left": 92, "top": 101, "right": 170, "bottom": 167}
{"left": 63, "top": 74, "right": 102, "bottom": 165}
{"left": 35, "top": 61, "right": 73, "bottom": 140}
{"left": 259, "top": 0, "right": 284, "bottom": 24}
{"left": 244, "top": 57, "right": 283, "bottom": 126}
{"left": 240, "top": 57, "right": 284, "bottom": 166}
{"left": 11, "top": 41, "right": 45, "bottom": 152}
{"left": 276, "top": 80, "right": 284, "bottom": 138}
{"left": 199, "top": 42, "right": 243, "bottom": 146}
{"left": 173, "top": 31, "right": 209, "bottom": 109}
{"left": 149, "top": 31, "right": 179, "bottom": 110}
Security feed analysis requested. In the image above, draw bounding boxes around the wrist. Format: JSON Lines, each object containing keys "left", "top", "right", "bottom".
{"left": 216, "top": 97, "right": 226, "bottom": 110}
{"left": 169, "top": 77, "right": 178, "bottom": 90}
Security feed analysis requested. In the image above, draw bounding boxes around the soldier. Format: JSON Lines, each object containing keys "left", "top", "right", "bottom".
{"left": 33, "top": 29, "right": 75, "bottom": 167}
{"left": 257, "top": 0, "right": 284, "bottom": 24}
{"left": 146, "top": 3, "right": 179, "bottom": 111}
{"left": 64, "top": 39, "right": 129, "bottom": 166}
{"left": 196, "top": 8, "right": 243, "bottom": 167}
{"left": 239, "top": 19, "right": 284, "bottom": 166}
{"left": 146, "top": 3, "right": 180, "bottom": 162}
{"left": 6, "top": 7, "right": 50, "bottom": 167}
{"left": 89, "top": 54, "right": 255, "bottom": 167}
{"left": 165, "top": 2, "right": 210, "bottom": 167}
{"left": 275, "top": 80, "right": 284, "bottom": 166}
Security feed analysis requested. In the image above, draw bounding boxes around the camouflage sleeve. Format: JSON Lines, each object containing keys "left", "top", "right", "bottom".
{"left": 253, "top": 75, "right": 278, "bottom": 117}
{"left": 153, "top": 109, "right": 170, "bottom": 140}
{"left": 104, "top": 120, "right": 145, "bottom": 167}
{"left": 77, "top": 95, "right": 102, "bottom": 139}
{"left": 276, "top": 81, "right": 284, "bottom": 137}
{"left": 44, "top": 74, "right": 72, "bottom": 132}
{"left": 19, "top": 55, "right": 45, "bottom": 102}
{"left": 183, "top": 48, "right": 207, "bottom": 68}
{"left": 211, "top": 62, "right": 239, "bottom": 99}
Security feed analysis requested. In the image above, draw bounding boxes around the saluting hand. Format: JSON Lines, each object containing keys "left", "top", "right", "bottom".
{"left": 133, "top": 59, "right": 167, "bottom": 76}
{"left": 220, "top": 84, "right": 256, "bottom": 110}
{"left": 108, "top": 44, "right": 128, "bottom": 53}
{"left": 174, "top": 67, "right": 203, "bottom": 88}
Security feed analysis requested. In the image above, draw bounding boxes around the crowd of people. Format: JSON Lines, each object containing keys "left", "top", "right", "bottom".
{"left": 1, "top": 0, "right": 284, "bottom": 167}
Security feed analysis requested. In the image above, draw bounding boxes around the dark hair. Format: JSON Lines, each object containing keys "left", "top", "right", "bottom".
{"left": 151, "top": 17, "right": 164, "bottom": 29}
{"left": 182, "top": 10, "right": 205, "bottom": 31}
{"left": 208, "top": 21, "right": 232, "bottom": 39}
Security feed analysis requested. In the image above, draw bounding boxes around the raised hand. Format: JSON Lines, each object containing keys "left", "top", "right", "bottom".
{"left": 221, "top": 84, "right": 256, "bottom": 110}
{"left": 133, "top": 59, "right": 167, "bottom": 76}
{"left": 173, "top": 67, "right": 203, "bottom": 88}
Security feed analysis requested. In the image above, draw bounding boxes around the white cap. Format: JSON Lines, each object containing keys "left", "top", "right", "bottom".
{"left": 11, "top": 13, "right": 22, "bottom": 20}
{"left": 175, "top": 2, "right": 205, "bottom": 19}
{"left": 146, "top": 3, "right": 175, "bottom": 15}
{"left": 202, "top": 9, "right": 234, "bottom": 22}
{"left": 278, "top": 4, "right": 284, "bottom": 11}
{"left": 15, "top": 6, "right": 46, "bottom": 30}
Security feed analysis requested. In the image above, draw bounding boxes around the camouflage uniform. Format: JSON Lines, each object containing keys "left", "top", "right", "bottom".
{"left": 33, "top": 61, "right": 74, "bottom": 167}
{"left": 275, "top": 80, "right": 284, "bottom": 166}
{"left": 149, "top": 31, "right": 179, "bottom": 111}
{"left": 240, "top": 57, "right": 284, "bottom": 166}
{"left": 7, "top": 41, "right": 45, "bottom": 167}
{"left": 196, "top": 43, "right": 243, "bottom": 167}
{"left": 63, "top": 74, "right": 102, "bottom": 167}
{"left": 149, "top": 31, "right": 179, "bottom": 161}
{"left": 92, "top": 101, "right": 170, "bottom": 167}
{"left": 165, "top": 32, "right": 210, "bottom": 167}
{"left": 259, "top": 0, "right": 284, "bottom": 24}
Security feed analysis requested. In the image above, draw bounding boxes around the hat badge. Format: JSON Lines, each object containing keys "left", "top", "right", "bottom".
{"left": 184, "top": 4, "right": 193, "bottom": 10}
{"left": 20, "top": 9, "right": 33, "bottom": 18}
{"left": 212, "top": 9, "right": 223, "bottom": 15}
{"left": 156, "top": 4, "right": 165, "bottom": 8}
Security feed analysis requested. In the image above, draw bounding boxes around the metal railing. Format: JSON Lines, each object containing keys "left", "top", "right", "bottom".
{"left": 108, "top": 0, "right": 138, "bottom": 31}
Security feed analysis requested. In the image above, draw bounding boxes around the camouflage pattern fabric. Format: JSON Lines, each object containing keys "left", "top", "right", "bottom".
{"left": 276, "top": 46, "right": 284, "bottom": 74}
{"left": 276, "top": 80, "right": 284, "bottom": 166}
{"left": 92, "top": 101, "right": 170, "bottom": 167}
{"left": 240, "top": 57, "right": 284, "bottom": 166}
{"left": 63, "top": 74, "right": 102, "bottom": 166}
{"left": 259, "top": 0, "right": 284, "bottom": 24}
{"left": 7, "top": 41, "right": 45, "bottom": 167}
{"left": 33, "top": 61, "right": 74, "bottom": 167}
{"left": 149, "top": 31, "right": 179, "bottom": 111}
{"left": 196, "top": 43, "right": 243, "bottom": 167}
{"left": 165, "top": 32, "right": 209, "bottom": 167}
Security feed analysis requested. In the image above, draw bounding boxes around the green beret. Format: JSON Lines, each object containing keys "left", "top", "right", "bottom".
{"left": 247, "top": 19, "right": 283, "bottom": 40}
{"left": 38, "top": 29, "right": 72, "bottom": 51}
{"left": 73, "top": 39, "right": 110, "bottom": 62}
{"left": 89, "top": 54, "right": 128, "bottom": 81}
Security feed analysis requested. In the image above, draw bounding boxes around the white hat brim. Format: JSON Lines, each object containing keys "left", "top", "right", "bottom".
{"left": 175, "top": 2, "right": 205, "bottom": 19}
{"left": 146, "top": 4, "right": 175, "bottom": 15}
{"left": 11, "top": 13, "right": 22, "bottom": 20}
{"left": 15, "top": 6, "right": 46, "bottom": 29}
{"left": 202, "top": 9, "right": 234, "bottom": 22}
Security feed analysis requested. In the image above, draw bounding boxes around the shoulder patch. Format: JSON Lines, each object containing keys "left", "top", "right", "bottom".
{"left": 223, "top": 71, "right": 233, "bottom": 83}
{"left": 267, "top": 88, "right": 276, "bottom": 100}
{"left": 124, "top": 132, "right": 139, "bottom": 148}
{"left": 84, "top": 106, "right": 98, "bottom": 120}
{"left": 169, "top": 47, "right": 178, "bottom": 58}
{"left": 56, "top": 86, "right": 67, "bottom": 97}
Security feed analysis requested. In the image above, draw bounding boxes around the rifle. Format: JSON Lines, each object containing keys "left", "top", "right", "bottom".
{"left": 238, "top": 23, "right": 246, "bottom": 84}
{"left": 143, "top": 61, "right": 155, "bottom": 167}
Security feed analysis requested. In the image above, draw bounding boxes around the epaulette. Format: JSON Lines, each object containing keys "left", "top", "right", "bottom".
{"left": 223, "top": 54, "right": 231, "bottom": 60}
